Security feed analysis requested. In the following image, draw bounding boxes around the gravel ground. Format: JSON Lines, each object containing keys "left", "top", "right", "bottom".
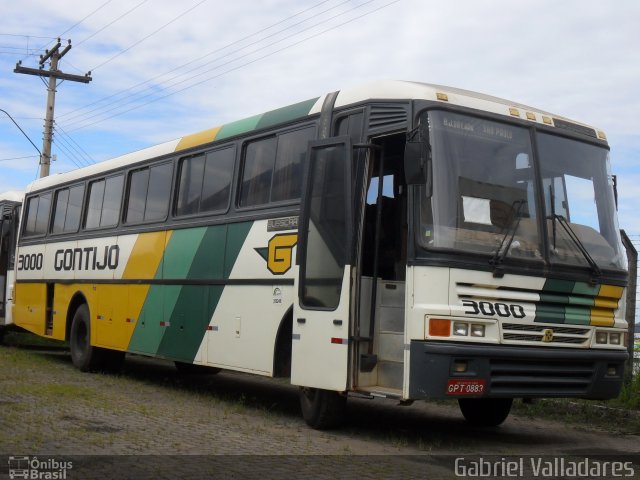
{"left": 1, "top": 338, "right": 639, "bottom": 479}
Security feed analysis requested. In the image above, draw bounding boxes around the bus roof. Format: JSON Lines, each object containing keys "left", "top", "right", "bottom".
{"left": 26, "top": 80, "right": 604, "bottom": 194}
{"left": 0, "top": 190, "right": 23, "bottom": 203}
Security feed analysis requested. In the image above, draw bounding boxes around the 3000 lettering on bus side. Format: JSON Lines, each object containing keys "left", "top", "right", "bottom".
{"left": 461, "top": 299, "right": 525, "bottom": 318}
{"left": 17, "top": 245, "right": 120, "bottom": 272}
{"left": 17, "top": 253, "right": 43, "bottom": 271}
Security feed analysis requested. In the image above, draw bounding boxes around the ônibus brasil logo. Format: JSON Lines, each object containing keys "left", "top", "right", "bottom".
{"left": 8, "top": 456, "right": 72, "bottom": 479}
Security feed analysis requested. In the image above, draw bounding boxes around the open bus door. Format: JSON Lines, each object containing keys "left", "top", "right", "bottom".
{"left": 292, "top": 137, "right": 357, "bottom": 428}
{"left": 0, "top": 203, "right": 18, "bottom": 335}
{"left": 0, "top": 212, "right": 6, "bottom": 322}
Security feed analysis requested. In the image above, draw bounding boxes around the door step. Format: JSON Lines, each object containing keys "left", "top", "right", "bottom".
{"left": 355, "top": 385, "right": 402, "bottom": 399}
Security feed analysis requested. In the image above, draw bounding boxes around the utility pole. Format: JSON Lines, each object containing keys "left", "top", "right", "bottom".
{"left": 14, "top": 38, "right": 92, "bottom": 178}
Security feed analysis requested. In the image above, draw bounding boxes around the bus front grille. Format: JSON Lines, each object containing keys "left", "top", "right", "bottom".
{"left": 489, "top": 358, "right": 595, "bottom": 395}
{"left": 501, "top": 323, "right": 590, "bottom": 346}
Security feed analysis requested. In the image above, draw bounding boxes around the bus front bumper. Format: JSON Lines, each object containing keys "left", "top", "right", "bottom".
{"left": 408, "top": 341, "right": 628, "bottom": 400}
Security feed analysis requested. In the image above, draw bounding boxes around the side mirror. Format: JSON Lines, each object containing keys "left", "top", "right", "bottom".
{"left": 404, "top": 141, "right": 424, "bottom": 185}
{"left": 404, "top": 140, "right": 432, "bottom": 194}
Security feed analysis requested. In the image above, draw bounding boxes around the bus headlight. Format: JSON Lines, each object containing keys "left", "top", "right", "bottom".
{"left": 453, "top": 322, "right": 468, "bottom": 336}
{"left": 609, "top": 332, "right": 621, "bottom": 345}
{"left": 470, "top": 324, "right": 486, "bottom": 337}
{"left": 595, "top": 331, "right": 608, "bottom": 344}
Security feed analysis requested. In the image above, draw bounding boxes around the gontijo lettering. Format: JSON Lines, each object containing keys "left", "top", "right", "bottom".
{"left": 54, "top": 245, "right": 119, "bottom": 271}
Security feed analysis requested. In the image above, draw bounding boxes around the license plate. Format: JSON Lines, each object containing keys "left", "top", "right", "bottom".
{"left": 446, "top": 379, "right": 486, "bottom": 396}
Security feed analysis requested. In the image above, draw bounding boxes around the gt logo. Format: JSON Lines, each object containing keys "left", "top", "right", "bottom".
{"left": 542, "top": 329, "right": 554, "bottom": 342}
{"left": 255, "top": 233, "right": 298, "bottom": 275}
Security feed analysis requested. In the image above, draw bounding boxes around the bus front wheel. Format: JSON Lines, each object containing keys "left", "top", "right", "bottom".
{"left": 458, "top": 397, "right": 513, "bottom": 427}
{"left": 69, "top": 304, "right": 105, "bottom": 372}
{"left": 299, "top": 387, "right": 346, "bottom": 430}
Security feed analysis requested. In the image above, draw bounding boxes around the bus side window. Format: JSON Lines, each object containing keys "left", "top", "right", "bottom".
{"left": 239, "top": 137, "right": 277, "bottom": 207}
{"left": 271, "top": 126, "right": 315, "bottom": 202}
{"left": 238, "top": 125, "right": 315, "bottom": 208}
{"left": 23, "top": 193, "right": 51, "bottom": 237}
{"left": 85, "top": 175, "right": 124, "bottom": 229}
{"left": 125, "top": 163, "right": 172, "bottom": 223}
{"left": 51, "top": 184, "right": 84, "bottom": 234}
{"left": 176, "top": 146, "right": 235, "bottom": 216}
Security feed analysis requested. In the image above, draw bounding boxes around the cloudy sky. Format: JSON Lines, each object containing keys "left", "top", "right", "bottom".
{"left": 1, "top": 0, "right": 639, "bottom": 240}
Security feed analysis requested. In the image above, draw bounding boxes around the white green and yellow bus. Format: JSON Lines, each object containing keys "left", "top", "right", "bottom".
{"left": 11, "top": 81, "right": 630, "bottom": 428}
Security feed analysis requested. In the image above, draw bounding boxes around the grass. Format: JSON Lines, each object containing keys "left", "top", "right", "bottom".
{"left": 615, "top": 371, "right": 640, "bottom": 409}
{"left": 512, "top": 396, "right": 640, "bottom": 435}
{"left": 2, "top": 329, "right": 67, "bottom": 348}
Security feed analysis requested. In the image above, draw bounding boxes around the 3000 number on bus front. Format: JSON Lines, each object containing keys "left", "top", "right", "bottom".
{"left": 461, "top": 299, "right": 525, "bottom": 318}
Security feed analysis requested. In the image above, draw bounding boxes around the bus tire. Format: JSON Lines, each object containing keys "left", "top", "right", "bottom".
{"left": 299, "top": 387, "right": 347, "bottom": 430}
{"left": 69, "top": 304, "right": 105, "bottom": 372}
{"left": 458, "top": 398, "right": 513, "bottom": 427}
{"left": 174, "top": 361, "right": 220, "bottom": 375}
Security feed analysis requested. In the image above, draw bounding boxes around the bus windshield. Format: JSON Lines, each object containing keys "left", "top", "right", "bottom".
{"left": 418, "top": 110, "right": 625, "bottom": 271}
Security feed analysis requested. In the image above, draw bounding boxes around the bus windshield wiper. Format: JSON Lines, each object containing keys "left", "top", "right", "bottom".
{"left": 490, "top": 199, "right": 526, "bottom": 277}
{"left": 548, "top": 214, "right": 602, "bottom": 282}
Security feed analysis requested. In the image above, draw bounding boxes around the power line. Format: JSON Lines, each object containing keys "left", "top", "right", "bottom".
{"left": 0, "top": 44, "right": 40, "bottom": 52}
{"left": 75, "top": 0, "right": 149, "bottom": 48}
{"left": 0, "top": 33, "right": 58, "bottom": 40}
{"left": 0, "top": 51, "right": 39, "bottom": 57}
{"left": 59, "top": 0, "right": 334, "bottom": 121}
{"left": 58, "top": 0, "right": 116, "bottom": 39}
{"left": 91, "top": 0, "right": 210, "bottom": 72}
{"left": 52, "top": 133, "right": 90, "bottom": 169}
{"left": 67, "top": 0, "right": 398, "bottom": 131}
{"left": 52, "top": 126, "right": 93, "bottom": 167}
{"left": 53, "top": 122, "right": 95, "bottom": 164}
{"left": 0, "top": 155, "right": 39, "bottom": 162}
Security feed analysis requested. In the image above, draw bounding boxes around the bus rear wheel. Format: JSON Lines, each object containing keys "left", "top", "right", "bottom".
{"left": 69, "top": 304, "right": 105, "bottom": 372}
{"left": 458, "top": 398, "right": 513, "bottom": 427}
{"left": 299, "top": 387, "right": 347, "bottom": 430}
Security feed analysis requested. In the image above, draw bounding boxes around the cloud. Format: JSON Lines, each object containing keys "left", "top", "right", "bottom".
{"left": 1, "top": 0, "right": 639, "bottom": 237}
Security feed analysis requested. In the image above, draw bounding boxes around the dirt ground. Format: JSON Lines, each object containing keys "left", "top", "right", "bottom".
{"left": 1, "top": 339, "right": 639, "bottom": 479}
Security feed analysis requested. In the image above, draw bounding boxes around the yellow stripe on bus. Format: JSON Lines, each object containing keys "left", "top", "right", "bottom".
{"left": 594, "top": 285, "right": 624, "bottom": 309}
{"left": 589, "top": 307, "right": 615, "bottom": 327}
{"left": 174, "top": 126, "right": 222, "bottom": 152}
{"left": 122, "top": 231, "right": 171, "bottom": 280}
{"left": 94, "top": 232, "right": 171, "bottom": 350}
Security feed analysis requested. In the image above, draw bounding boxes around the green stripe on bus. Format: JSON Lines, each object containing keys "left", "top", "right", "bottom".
{"left": 542, "top": 279, "right": 576, "bottom": 294}
{"left": 214, "top": 98, "right": 318, "bottom": 141}
{"left": 157, "top": 225, "right": 233, "bottom": 361}
{"left": 216, "top": 115, "right": 262, "bottom": 141}
{"left": 128, "top": 228, "right": 206, "bottom": 356}
{"left": 539, "top": 293, "right": 569, "bottom": 305}
{"left": 133, "top": 222, "right": 253, "bottom": 362}
{"left": 162, "top": 227, "right": 208, "bottom": 279}
{"left": 255, "top": 98, "right": 319, "bottom": 130}
{"left": 572, "top": 282, "right": 600, "bottom": 296}
{"left": 534, "top": 304, "right": 566, "bottom": 324}
{"left": 564, "top": 306, "right": 591, "bottom": 325}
